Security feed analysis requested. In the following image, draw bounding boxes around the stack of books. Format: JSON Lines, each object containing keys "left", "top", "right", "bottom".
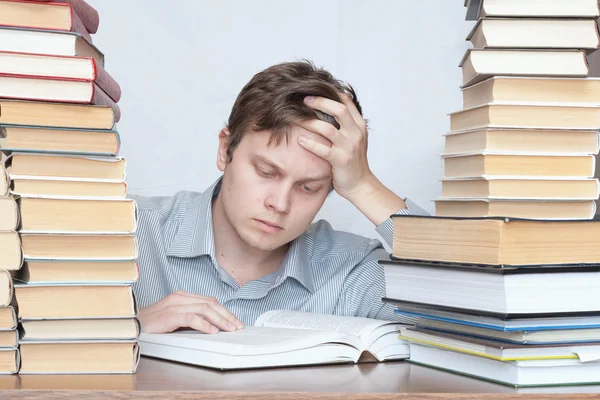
{"left": 0, "top": 0, "right": 139, "bottom": 374}
{"left": 439, "top": 0, "right": 600, "bottom": 219}
{"left": 381, "top": 0, "right": 600, "bottom": 388}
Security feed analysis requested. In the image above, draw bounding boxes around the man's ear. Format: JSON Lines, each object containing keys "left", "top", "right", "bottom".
{"left": 216, "top": 128, "right": 230, "bottom": 172}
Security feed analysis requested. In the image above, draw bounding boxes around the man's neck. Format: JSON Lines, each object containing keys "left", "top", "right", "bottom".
{"left": 211, "top": 195, "right": 288, "bottom": 287}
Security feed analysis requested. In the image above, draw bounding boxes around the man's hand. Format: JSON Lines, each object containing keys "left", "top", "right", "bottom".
{"left": 296, "top": 93, "right": 374, "bottom": 201}
{"left": 138, "top": 290, "right": 244, "bottom": 334}
{"left": 297, "top": 94, "right": 407, "bottom": 226}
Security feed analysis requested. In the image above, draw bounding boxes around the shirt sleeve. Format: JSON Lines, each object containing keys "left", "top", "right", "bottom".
{"left": 339, "top": 246, "right": 419, "bottom": 324}
{"left": 375, "top": 198, "right": 430, "bottom": 248}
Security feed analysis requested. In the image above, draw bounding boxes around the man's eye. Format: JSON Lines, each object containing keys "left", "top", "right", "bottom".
{"left": 301, "top": 185, "right": 316, "bottom": 193}
{"left": 257, "top": 168, "right": 273, "bottom": 178}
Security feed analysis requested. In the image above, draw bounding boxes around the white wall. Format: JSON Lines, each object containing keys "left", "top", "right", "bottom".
{"left": 86, "top": 0, "right": 473, "bottom": 241}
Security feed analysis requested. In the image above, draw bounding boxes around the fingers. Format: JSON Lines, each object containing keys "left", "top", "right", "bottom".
{"left": 203, "top": 296, "right": 244, "bottom": 330}
{"left": 298, "top": 135, "right": 336, "bottom": 162}
{"left": 338, "top": 93, "right": 367, "bottom": 133}
{"left": 138, "top": 291, "right": 244, "bottom": 334}
{"left": 296, "top": 119, "right": 338, "bottom": 144}
{"left": 304, "top": 96, "right": 355, "bottom": 130}
{"left": 170, "top": 302, "right": 241, "bottom": 332}
{"left": 164, "top": 311, "right": 219, "bottom": 334}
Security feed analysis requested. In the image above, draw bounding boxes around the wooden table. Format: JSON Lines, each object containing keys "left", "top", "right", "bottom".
{"left": 0, "top": 356, "right": 598, "bottom": 399}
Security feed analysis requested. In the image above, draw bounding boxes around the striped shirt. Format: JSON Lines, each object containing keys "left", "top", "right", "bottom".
{"left": 130, "top": 177, "right": 429, "bottom": 326}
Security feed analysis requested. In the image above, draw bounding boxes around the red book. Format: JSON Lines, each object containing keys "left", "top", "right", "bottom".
{"left": 0, "top": 51, "right": 121, "bottom": 102}
{"left": 0, "top": 75, "right": 121, "bottom": 122}
{"left": 0, "top": 0, "right": 92, "bottom": 41}
{"left": 20, "top": 0, "right": 99, "bottom": 34}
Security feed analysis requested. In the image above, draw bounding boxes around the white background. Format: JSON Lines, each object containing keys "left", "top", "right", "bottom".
{"left": 86, "top": 0, "right": 473, "bottom": 241}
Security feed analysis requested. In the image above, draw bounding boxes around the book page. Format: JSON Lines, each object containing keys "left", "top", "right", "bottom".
{"left": 255, "top": 310, "right": 395, "bottom": 344}
{"left": 140, "top": 326, "right": 352, "bottom": 356}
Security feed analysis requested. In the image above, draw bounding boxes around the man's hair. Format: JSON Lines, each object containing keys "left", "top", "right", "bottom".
{"left": 224, "top": 59, "right": 364, "bottom": 162}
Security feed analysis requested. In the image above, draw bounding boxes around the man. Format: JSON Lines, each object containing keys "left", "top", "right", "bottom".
{"left": 132, "top": 60, "right": 428, "bottom": 334}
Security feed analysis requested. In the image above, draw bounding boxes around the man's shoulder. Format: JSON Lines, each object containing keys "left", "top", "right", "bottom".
{"left": 129, "top": 190, "right": 203, "bottom": 219}
{"left": 306, "top": 219, "right": 385, "bottom": 260}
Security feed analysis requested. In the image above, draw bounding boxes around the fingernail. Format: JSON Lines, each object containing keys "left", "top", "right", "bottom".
{"left": 227, "top": 321, "right": 236, "bottom": 331}
{"left": 304, "top": 96, "right": 314, "bottom": 103}
{"left": 236, "top": 321, "right": 244, "bottom": 329}
{"left": 210, "top": 325, "right": 219, "bottom": 334}
{"left": 298, "top": 136, "right": 308, "bottom": 144}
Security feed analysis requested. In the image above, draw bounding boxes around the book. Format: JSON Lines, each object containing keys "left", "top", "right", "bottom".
{"left": 20, "top": 233, "right": 138, "bottom": 260}
{"left": 407, "top": 342, "right": 600, "bottom": 387}
{"left": 22, "top": 0, "right": 99, "bottom": 34}
{"left": 388, "top": 298, "right": 600, "bottom": 333}
{"left": 399, "top": 327, "right": 600, "bottom": 361}
{"left": 0, "top": 52, "right": 121, "bottom": 102}
{"left": 443, "top": 128, "right": 600, "bottom": 155}
{"left": 467, "top": 18, "right": 600, "bottom": 50}
{"left": 0, "top": 348, "right": 19, "bottom": 375}
{"left": 5, "top": 153, "right": 127, "bottom": 181}
{"left": 0, "top": 271, "right": 14, "bottom": 307}
{"left": 0, "top": 197, "right": 18, "bottom": 231}
{"left": 434, "top": 199, "right": 596, "bottom": 220}
{"left": 0, "top": 167, "right": 6, "bottom": 196}
{"left": 139, "top": 309, "right": 411, "bottom": 370}
{"left": 14, "top": 283, "right": 138, "bottom": 319}
{"left": 0, "top": 331, "right": 17, "bottom": 348}
{"left": 0, "top": 231, "right": 22, "bottom": 270}
{"left": 466, "top": 0, "right": 600, "bottom": 20}
{"left": 0, "top": 125, "right": 121, "bottom": 156}
{"left": 18, "top": 197, "right": 138, "bottom": 234}
{"left": 411, "top": 317, "right": 600, "bottom": 345}
{"left": 10, "top": 178, "right": 127, "bottom": 199}
{"left": 440, "top": 177, "right": 600, "bottom": 200}
{"left": 20, "top": 318, "right": 140, "bottom": 341}
{"left": 19, "top": 340, "right": 139, "bottom": 374}
{"left": 442, "top": 153, "right": 596, "bottom": 178}
{"left": 0, "top": 307, "right": 16, "bottom": 331}
{"left": 389, "top": 215, "right": 600, "bottom": 266}
{"left": 0, "top": 75, "right": 120, "bottom": 108}
{"left": 461, "top": 77, "right": 600, "bottom": 109}
{"left": 449, "top": 103, "right": 600, "bottom": 132}
{"left": 0, "top": 99, "right": 116, "bottom": 129}
{"left": 0, "top": 0, "right": 91, "bottom": 41}
{"left": 17, "top": 259, "right": 139, "bottom": 284}
{"left": 0, "top": 26, "right": 103, "bottom": 66}
{"left": 0, "top": 74, "right": 119, "bottom": 106}
{"left": 381, "top": 259, "right": 600, "bottom": 315}
{"left": 459, "top": 49, "right": 589, "bottom": 87}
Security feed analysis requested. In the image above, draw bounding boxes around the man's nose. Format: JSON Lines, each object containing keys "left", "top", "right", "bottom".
{"left": 265, "top": 185, "right": 291, "bottom": 214}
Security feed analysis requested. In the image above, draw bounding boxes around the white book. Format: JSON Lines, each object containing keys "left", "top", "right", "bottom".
{"left": 409, "top": 343, "right": 600, "bottom": 387}
{"left": 139, "top": 310, "right": 410, "bottom": 370}
{"left": 466, "top": 0, "right": 600, "bottom": 21}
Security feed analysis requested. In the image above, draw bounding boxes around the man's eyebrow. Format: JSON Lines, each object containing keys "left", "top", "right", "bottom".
{"left": 254, "top": 155, "right": 331, "bottom": 182}
{"left": 254, "top": 155, "right": 283, "bottom": 172}
{"left": 301, "top": 174, "right": 332, "bottom": 182}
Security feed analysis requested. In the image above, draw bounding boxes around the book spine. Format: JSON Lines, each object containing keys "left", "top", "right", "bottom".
{"left": 62, "top": 0, "right": 99, "bottom": 34}
{"left": 92, "top": 61, "right": 122, "bottom": 103}
{"left": 69, "top": 6, "right": 93, "bottom": 43}
{"left": 91, "top": 84, "right": 121, "bottom": 123}
{"left": 22, "top": 0, "right": 100, "bottom": 33}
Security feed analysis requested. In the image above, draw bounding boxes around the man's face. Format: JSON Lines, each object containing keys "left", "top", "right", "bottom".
{"left": 216, "top": 124, "right": 332, "bottom": 251}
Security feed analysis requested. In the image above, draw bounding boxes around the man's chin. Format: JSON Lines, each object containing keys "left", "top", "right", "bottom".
{"left": 239, "top": 232, "right": 287, "bottom": 252}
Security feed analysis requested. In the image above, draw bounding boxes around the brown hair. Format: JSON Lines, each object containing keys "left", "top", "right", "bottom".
{"left": 224, "top": 59, "right": 364, "bottom": 162}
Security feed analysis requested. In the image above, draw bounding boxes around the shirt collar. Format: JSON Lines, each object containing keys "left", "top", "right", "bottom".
{"left": 165, "top": 176, "right": 315, "bottom": 293}
{"left": 165, "top": 177, "right": 221, "bottom": 260}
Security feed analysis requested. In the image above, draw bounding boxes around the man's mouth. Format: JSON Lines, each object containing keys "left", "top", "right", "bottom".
{"left": 254, "top": 219, "right": 283, "bottom": 233}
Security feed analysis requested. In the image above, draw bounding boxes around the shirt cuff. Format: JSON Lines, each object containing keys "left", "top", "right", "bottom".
{"left": 375, "top": 198, "right": 430, "bottom": 248}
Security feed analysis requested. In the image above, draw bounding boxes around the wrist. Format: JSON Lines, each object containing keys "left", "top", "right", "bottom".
{"left": 342, "top": 173, "right": 380, "bottom": 204}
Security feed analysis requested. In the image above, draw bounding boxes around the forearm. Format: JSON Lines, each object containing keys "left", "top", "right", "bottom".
{"left": 344, "top": 173, "right": 407, "bottom": 227}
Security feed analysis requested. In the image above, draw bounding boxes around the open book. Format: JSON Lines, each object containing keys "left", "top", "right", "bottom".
{"left": 138, "top": 310, "right": 410, "bottom": 370}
